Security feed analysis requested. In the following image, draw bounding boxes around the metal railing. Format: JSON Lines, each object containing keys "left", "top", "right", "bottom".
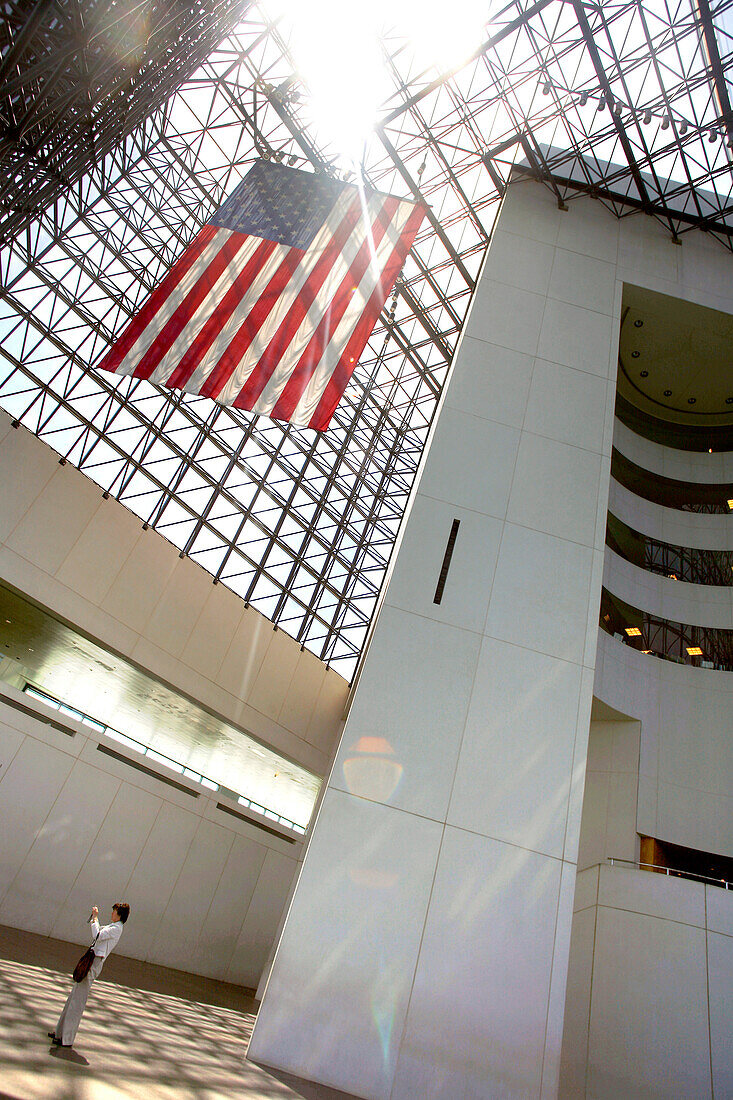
{"left": 607, "top": 857, "right": 731, "bottom": 890}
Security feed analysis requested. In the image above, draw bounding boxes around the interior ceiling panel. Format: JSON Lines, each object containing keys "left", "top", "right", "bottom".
{"left": 0, "top": 0, "right": 731, "bottom": 679}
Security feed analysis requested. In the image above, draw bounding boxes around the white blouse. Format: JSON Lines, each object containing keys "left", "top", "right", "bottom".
{"left": 90, "top": 917, "right": 124, "bottom": 959}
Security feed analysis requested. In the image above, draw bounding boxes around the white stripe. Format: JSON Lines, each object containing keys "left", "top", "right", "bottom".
{"left": 146, "top": 235, "right": 261, "bottom": 385}
{"left": 113, "top": 230, "right": 232, "bottom": 376}
{"left": 287, "top": 200, "right": 415, "bottom": 426}
{"left": 253, "top": 190, "right": 388, "bottom": 414}
{"left": 214, "top": 188, "right": 359, "bottom": 406}
{"left": 179, "top": 240, "right": 290, "bottom": 395}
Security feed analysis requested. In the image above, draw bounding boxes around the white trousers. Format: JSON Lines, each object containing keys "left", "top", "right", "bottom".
{"left": 55, "top": 954, "right": 105, "bottom": 1046}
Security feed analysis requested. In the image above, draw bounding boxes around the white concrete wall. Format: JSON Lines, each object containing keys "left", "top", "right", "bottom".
{"left": 0, "top": 683, "right": 301, "bottom": 987}
{"left": 0, "top": 409, "right": 347, "bottom": 775}
{"left": 560, "top": 863, "right": 732, "bottom": 1099}
{"left": 249, "top": 176, "right": 621, "bottom": 1099}
{"left": 595, "top": 626, "right": 733, "bottom": 860}
{"left": 576, "top": 718, "right": 639, "bottom": 871}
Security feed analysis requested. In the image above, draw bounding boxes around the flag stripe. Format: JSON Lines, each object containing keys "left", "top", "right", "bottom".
{"left": 248, "top": 190, "right": 394, "bottom": 418}
{"left": 132, "top": 232, "right": 248, "bottom": 381}
{"left": 231, "top": 190, "right": 365, "bottom": 408}
{"left": 176, "top": 238, "right": 289, "bottom": 396}
{"left": 199, "top": 246, "right": 303, "bottom": 400}
{"left": 95, "top": 223, "right": 219, "bottom": 376}
{"left": 164, "top": 237, "right": 278, "bottom": 391}
{"left": 269, "top": 196, "right": 400, "bottom": 422}
{"left": 290, "top": 198, "right": 417, "bottom": 427}
{"left": 307, "top": 201, "right": 426, "bottom": 430}
{"left": 202, "top": 188, "right": 357, "bottom": 403}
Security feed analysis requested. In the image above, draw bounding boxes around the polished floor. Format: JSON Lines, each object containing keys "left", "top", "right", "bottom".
{"left": 0, "top": 925, "right": 357, "bottom": 1100}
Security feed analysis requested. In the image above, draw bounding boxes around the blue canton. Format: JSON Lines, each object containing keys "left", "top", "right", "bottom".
{"left": 211, "top": 160, "right": 346, "bottom": 250}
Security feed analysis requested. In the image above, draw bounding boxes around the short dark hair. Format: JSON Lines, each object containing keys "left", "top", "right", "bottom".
{"left": 113, "top": 902, "right": 130, "bottom": 924}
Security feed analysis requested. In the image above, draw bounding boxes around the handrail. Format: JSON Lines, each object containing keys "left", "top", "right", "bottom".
{"left": 607, "top": 857, "right": 731, "bottom": 890}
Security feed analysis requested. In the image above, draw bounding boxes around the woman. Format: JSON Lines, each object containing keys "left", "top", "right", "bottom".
{"left": 49, "top": 901, "right": 130, "bottom": 1048}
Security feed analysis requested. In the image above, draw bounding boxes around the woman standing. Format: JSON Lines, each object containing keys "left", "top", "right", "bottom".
{"left": 50, "top": 901, "right": 130, "bottom": 1048}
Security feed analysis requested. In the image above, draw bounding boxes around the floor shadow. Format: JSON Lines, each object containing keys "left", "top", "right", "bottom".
{"left": 49, "top": 1045, "right": 89, "bottom": 1066}
{"left": 259, "top": 1065, "right": 364, "bottom": 1100}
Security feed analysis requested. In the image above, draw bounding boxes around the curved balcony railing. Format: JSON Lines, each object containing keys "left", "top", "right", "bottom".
{"left": 600, "top": 588, "right": 733, "bottom": 671}
{"left": 611, "top": 448, "right": 733, "bottom": 514}
{"left": 607, "top": 857, "right": 731, "bottom": 891}
{"left": 606, "top": 512, "right": 733, "bottom": 586}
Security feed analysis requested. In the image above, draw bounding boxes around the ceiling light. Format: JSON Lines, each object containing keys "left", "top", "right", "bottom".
{"left": 631, "top": 350, "right": 640, "bottom": 358}
{"left": 726, "top": 397, "right": 733, "bottom": 405}
{"left": 642, "top": 109, "right": 652, "bottom": 125}
{"left": 640, "top": 370, "right": 648, "bottom": 377}
{"left": 578, "top": 91, "right": 588, "bottom": 106}
{"left": 686, "top": 646, "right": 703, "bottom": 656}
{"left": 727, "top": 499, "right": 733, "bottom": 510}
{"left": 688, "top": 397, "right": 697, "bottom": 404}
{"left": 679, "top": 120, "right": 688, "bottom": 135}
{"left": 625, "top": 626, "right": 642, "bottom": 637}
{"left": 613, "top": 100, "right": 622, "bottom": 117}
{"left": 661, "top": 114, "right": 670, "bottom": 130}
{"left": 708, "top": 128, "right": 718, "bottom": 143}
{"left": 664, "top": 389, "right": 672, "bottom": 396}
{"left": 542, "top": 81, "right": 551, "bottom": 95}
{"left": 634, "top": 319, "right": 643, "bottom": 327}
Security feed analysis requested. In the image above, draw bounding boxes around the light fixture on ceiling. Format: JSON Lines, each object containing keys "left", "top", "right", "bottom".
{"left": 642, "top": 109, "right": 652, "bottom": 125}
{"left": 631, "top": 350, "right": 640, "bottom": 358}
{"left": 664, "top": 389, "right": 672, "bottom": 396}
{"left": 597, "top": 95, "right": 606, "bottom": 111}
{"left": 578, "top": 91, "right": 588, "bottom": 106}
{"left": 688, "top": 397, "right": 697, "bottom": 404}
{"left": 625, "top": 626, "right": 642, "bottom": 637}
{"left": 661, "top": 114, "right": 670, "bottom": 130}
{"left": 542, "top": 80, "right": 551, "bottom": 95}
{"left": 686, "top": 646, "right": 703, "bottom": 656}
{"left": 634, "top": 318, "right": 643, "bottom": 327}
{"left": 679, "top": 120, "right": 688, "bottom": 135}
{"left": 726, "top": 499, "right": 733, "bottom": 510}
{"left": 708, "top": 128, "right": 718, "bottom": 143}
{"left": 726, "top": 397, "right": 733, "bottom": 404}
{"left": 640, "top": 370, "right": 648, "bottom": 377}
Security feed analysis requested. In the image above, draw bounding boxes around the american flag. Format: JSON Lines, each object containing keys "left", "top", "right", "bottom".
{"left": 95, "top": 160, "right": 425, "bottom": 431}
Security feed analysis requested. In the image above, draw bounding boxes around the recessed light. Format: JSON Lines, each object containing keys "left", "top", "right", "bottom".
{"left": 633, "top": 319, "right": 643, "bottom": 327}
{"left": 663, "top": 389, "right": 672, "bottom": 397}
{"left": 640, "top": 370, "right": 648, "bottom": 377}
{"left": 726, "top": 397, "right": 733, "bottom": 405}
{"left": 688, "top": 397, "right": 696, "bottom": 404}
{"left": 727, "top": 499, "right": 733, "bottom": 510}
{"left": 631, "top": 351, "right": 640, "bottom": 358}
{"left": 625, "top": 626, "right": 642, "bottom": 637}
{"left": 686, "top": 646, "right": 703, "bottom": 656}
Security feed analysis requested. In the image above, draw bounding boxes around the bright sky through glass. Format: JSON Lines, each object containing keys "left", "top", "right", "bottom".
{"left": 270, "top": 0, "right": 493, "bottom": 161}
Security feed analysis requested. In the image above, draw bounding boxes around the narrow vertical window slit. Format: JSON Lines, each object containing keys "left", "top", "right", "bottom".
{"left": 433, "top": 519, "right": 460, "bottom": 604}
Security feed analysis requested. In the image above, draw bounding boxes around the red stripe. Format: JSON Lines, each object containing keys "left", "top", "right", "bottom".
{"left": 269, "top": 196, "right": 399, "bottom": 423}
{"left": 130, "top": 232, "right": 247, "bottom": 381}
{"left": 95, "top": 224, "right": 218, "bottom": 375}
{"left": 164, "top": 238, "right": 278, "bottom": 392}
{"left": 308, "top": 203, "right": 425, "bottom": 431}
{"left": 232, "top": 191, "right": 364, "bottom": 409}
{"left": 198, "top": 246, "right": 303, "bottom": 400}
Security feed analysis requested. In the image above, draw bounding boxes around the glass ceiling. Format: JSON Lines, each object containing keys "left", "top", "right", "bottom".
{"left": 0, "top": 0, "right": 731, "bottom": 680}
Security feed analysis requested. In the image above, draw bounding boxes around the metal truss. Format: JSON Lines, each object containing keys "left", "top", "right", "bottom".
{"left": 1, "top": 1, "right": 732, "bottom": 679}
